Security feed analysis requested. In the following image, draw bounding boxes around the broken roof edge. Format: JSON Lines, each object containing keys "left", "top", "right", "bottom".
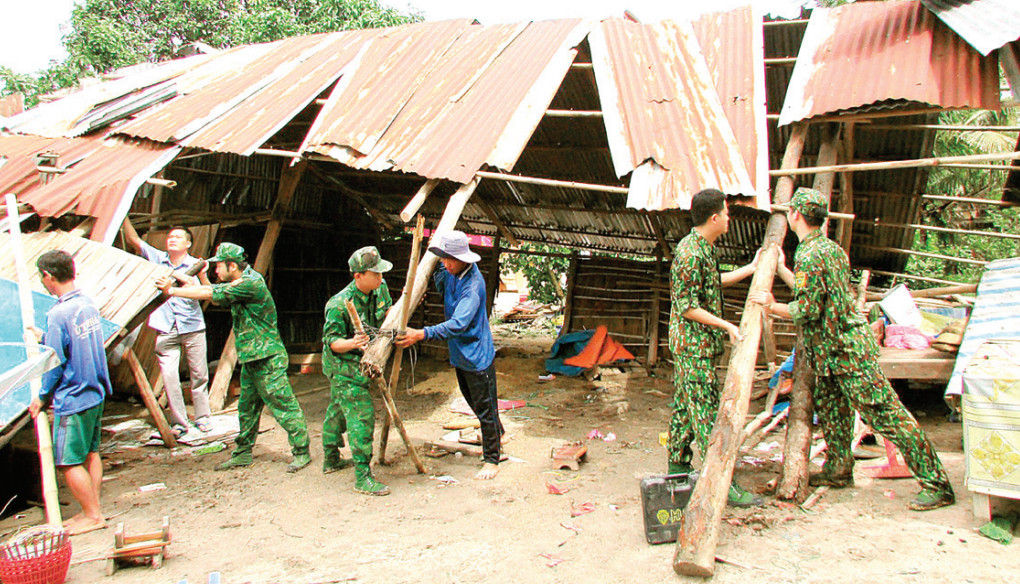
{"left": 98, "top": 144, "right": 184, "bottom": 245}
{"left": 485, "top": 20, "right": 592, "bottom": 172}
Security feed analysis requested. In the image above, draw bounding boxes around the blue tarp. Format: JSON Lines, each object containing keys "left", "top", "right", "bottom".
{"left": 946, "top": 258, "right": 1020, "bottom": 397}
{"left": 545, "top": 329, "right": 597, "bottom": 377}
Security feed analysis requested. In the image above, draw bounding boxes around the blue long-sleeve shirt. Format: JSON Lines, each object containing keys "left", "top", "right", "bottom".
{"left": 40, "top": 289, "right": 113, "bottom": 416}
{"left": 423, "top": 263, "right": 494, "bottom": 371}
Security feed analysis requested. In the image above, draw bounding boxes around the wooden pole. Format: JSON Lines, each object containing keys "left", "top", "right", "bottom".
{"left": 777, "top": 123, "right": 840, "bottom": 501}
{"left": 673, "top": 122, "right": 808, "bottom": 577}
{"left": 362, "top": 178, "right": 480, "bottom": 376}
{"left": 835, "top": 122, "right": 855, "bottom": 251}
{"left": 6, "top": 194, "right": 62, "bottom": 526}
{"left": 124, "top": 348, "right": 178, "bottom": 448}
{"left": 647, "top": 255, "right": 663, "bottom": 367}
{"left": 400, "top": 179, "right": 439, "bottom": 223}
{"left": 376, "top": 216, "right": 425, "bottom": 465}
{"left": 345, "top": 298, "right": 426, "bottom": 474}
{"left": 769, "top": 149, "right": 1020, "bottom": 177}
{"left": 208, "top": 160, "right": 307, "bottom": 411}
{"left": 560, "top": 251, "right": 580, "bottom": 338}
{"left": 776, "top": 337, "right": 813, "bottom": 501}
{"left": 475, "top": 170, "right": 629, "bottom": 194}
{"left": 865, "top": 282, "right": 976, "bottom": 302}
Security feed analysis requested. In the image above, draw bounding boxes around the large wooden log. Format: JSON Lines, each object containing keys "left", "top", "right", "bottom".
{"left": 776, "top": 337, "right": 813, "bottom": 501}
{"left": 673, "top": 122, "right": 807, "bottom": 577}
{"left": 362, "top": 178, "right": 480, "bottom": 376}
{"left": 776, "top": 123, "right": 840, "bottom": 502}
{"left": 208, "top": 160, "right": 306, "bottom": 411}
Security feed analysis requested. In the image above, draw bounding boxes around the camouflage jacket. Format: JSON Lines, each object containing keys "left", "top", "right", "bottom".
{"left": 322, "top": 279, "right": 392, "bottom": 379}
{"left": 669, "top": 229, "right": 725, "bottom": 360}
{"left": 788, "top": 229, "right": 879, "bottom": 375}
{"left": 211, "top": 266, "right": 287, "bottom": 364}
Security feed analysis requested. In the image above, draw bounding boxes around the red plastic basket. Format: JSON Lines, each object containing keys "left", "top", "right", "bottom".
{"left": 0, "top": 526, "right": 72, "bottom": 584}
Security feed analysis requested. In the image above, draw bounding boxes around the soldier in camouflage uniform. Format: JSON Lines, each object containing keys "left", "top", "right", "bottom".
{"left": 669, "top": 189, "right": 762, "bottom": 507}
{"left": 159, "top": 242, "right": 311, "bottom": 473}
{"left": 321, "top": 246, "right": 394, "bottom": 495}
{"left": 751, "top": 188, "right": 954, "bottom": 511}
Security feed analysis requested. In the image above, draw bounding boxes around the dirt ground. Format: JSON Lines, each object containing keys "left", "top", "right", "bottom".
{"left": 3, "top": 333, "right": 1018, "bottom": 584}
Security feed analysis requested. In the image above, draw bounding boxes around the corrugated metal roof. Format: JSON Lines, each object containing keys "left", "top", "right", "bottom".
{"left": 779, "top": 0, "right": 1001, "bottom": 126}
{"left": 18, "top": 138, "right": 181, "bottom": 244}
{"left": 304, "top": 19, "right": 590, "bottom": 184}
{"left": 0, "top": 134, "right": 109, "bottom": 198}
{"left": 115, "top": 39, "right": 312, "bottom": 143}
{"left": 692, "top": 6, "right": 770, "bottom": 205}
{"left": 921, "top": 0, "right": 1020, "bottom": 56}
{"left": 180, "top": 30, "right": 376, "bottom": 155}
{"left": 590, "top": 18, "right": 757, "bottom": 211}
{"left": 1, "top": 54, "right": 209, "bottom": 138}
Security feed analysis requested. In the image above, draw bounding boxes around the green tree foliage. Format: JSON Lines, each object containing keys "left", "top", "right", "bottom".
{"left": 501, "top": 244, "right": 571, "bottom": 305}
{"left": 1, "top": 0, "right": 420, "bottom": 107}
{"left": 906, "top": 107, "right": 1020, "bottom": 286}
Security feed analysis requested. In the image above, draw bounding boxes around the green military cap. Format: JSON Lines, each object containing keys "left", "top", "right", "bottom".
{"left": 208, "top": 242, "right": 246, "bottom": 263}
{"left": 349, "top": 246, "right": 393, "bottom": 273}
{"left": 788, "top": 187, "right": 829, "bottom": 219}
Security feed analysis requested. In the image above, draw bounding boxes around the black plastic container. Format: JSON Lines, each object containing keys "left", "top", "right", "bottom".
{"left": 640, "top": 472, "right": 698, "bottom": 545}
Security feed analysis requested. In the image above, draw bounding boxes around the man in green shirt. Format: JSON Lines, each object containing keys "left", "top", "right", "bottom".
{"left": 321, "top": 246, "right": 394, "bottom": 495}
{"left": 751, "top": 188, "right": 954, "bottom": 511}
{"left": 158, "top": 242, "right": 311, "bottom": 473}
{"left": 669, "top": 188, "right": 761, "bottom": 507}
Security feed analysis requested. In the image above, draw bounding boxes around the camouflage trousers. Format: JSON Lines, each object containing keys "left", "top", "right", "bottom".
{"left": 668, "top": 354, "right": 719, "bottom": 467}
{"left": 235, "top": 353, "right": 310, "bottom": 457}
{"left": 323, "top": 370, "right": 375, "bottom": 467}
{"left": 815, "top": 361, "right": 953, "bottom": 494}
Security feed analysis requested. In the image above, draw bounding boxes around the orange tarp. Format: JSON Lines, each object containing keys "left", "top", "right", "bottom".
{"left": 563, "top": 325, "right": 634, "bottom": 368}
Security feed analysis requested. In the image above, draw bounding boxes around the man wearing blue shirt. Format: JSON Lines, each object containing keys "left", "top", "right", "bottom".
{"left": 122, "top": 219, "right": 211, "bottom": 436}
{"left": 28, "top": 250, "right": 113, "bottom": 535}
{"left": 397, "top": 231, "right": 503, "bottom": 480}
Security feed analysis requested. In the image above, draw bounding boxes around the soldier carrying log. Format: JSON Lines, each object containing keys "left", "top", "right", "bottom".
{"left": 750, "top": 187, "right": 955, "bottom": 511}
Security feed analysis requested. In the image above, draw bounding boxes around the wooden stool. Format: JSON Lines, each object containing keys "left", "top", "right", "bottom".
{"left": 551, "top": 443, "right": 587, "bottom": 471}
{"left": 107, "top": 516, "right": 171, "bottom": 575}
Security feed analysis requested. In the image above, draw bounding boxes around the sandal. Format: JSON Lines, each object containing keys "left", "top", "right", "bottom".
{"left": 171, "top": 424, "right": 187, "bottom": 439}
{"left": 194, "top": 418, "right": 212, "bottom": 433}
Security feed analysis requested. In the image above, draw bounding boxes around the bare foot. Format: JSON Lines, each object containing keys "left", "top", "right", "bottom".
{"left": 475, "top": 462, "right": 499, "bottom": 480}
{"left": 62, "top": 512, "right": 85, "bottom": 527}
{"left": 65, "top": 516, "right": 107, "bottom": 536}
{"left": 500, "top": 432, "right": 512, "bottom": 446}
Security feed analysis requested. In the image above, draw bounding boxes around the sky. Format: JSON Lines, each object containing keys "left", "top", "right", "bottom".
{"left": 0, "top": 0, "right": 808, "bottom": 75}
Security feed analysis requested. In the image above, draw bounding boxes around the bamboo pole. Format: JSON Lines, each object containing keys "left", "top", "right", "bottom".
{"left": 770, "top": 204, "right": 854, "bottom": 220}
{"left": 869, "top": 220, "right": 1020, "bottom": 241}
{"left": 868, "top": 269, "right": 964, "bottom": 287}
{"left": 857, "top": 244, "right": 988, "bottom": 266}
{"left": 343, "top": 298, "right": 426, "bottom": 475}
{"left": 362, "top": 178, "right": 480, "bottom": 376}
{"left": 770, "top": 149, "right": 1020, "bottom": 177}
{"left": 6, "top": 194, "right": 62, "bottom": 526}
{"left": 673, "top": 121, "right": 808, "bottom": 577}
{"left": 865, "top": 282, "right": 976, "bottom": 302}
{"left": 376, "top": 216, "right": 425, "bottom": 465}
{"left": 860, "top": 124, "right": 1020, "bottom": 132}
{"left": 475, "top": 170, "right": 629, "bottom": 194}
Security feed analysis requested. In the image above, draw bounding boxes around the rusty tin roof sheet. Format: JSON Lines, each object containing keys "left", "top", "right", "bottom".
{"left": 921, "top": 0, "right": 1020, "bottom": 56}
{"left": 692, "top": 6, "right": 770, "bottom": 207}
{"left": 779, "top": 0, "right": 1001, "bottom": 126}
{"left": 590, "top": 18, "right": 757, "bottom": 212}
{"left": 303, "top": 19, "right": 590, "bottom": 184}
{"left": 18, "top": 138, "right": 180, "bottom": 244}
{"left": 115, "top": 39, "right": 317, "bottom": 143}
